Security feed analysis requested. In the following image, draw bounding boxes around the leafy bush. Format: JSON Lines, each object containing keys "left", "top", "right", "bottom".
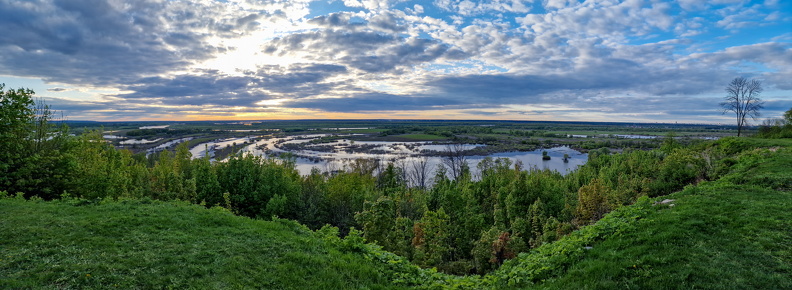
{"left": 490, "top": 196, "right": 654, "bottom": 287}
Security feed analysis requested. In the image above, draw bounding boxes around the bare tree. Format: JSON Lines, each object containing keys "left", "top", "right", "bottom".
{"left": 392, "top": 158, "right": 411, "bottom": 187}
{"left": 442, "top": 143, "right": 469, "bottom": 181}
{"left": 408, "top": 156, "right": 432, "bottom": 189}
{"left": 721, "top": 77, "right": 764, "bottom": 137}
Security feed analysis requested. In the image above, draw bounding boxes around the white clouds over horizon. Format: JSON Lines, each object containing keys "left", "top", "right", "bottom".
{"left": 0, "top": 0, "right": 790, "bottom": 122}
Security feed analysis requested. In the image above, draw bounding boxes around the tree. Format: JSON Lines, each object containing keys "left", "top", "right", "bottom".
{"left": 721, "top": 77, "right": 764, "bottom": 137}
{"left": 408, "top": 156, "right": 432, "bottom": 189}
{"left": 756, "top": 107, "right": 792, "bottom": 138}
{"left": 0, "top": 84, "right": 35, "bottom": 192}
{"left": 442, "top": 143, "right": 469, "bottom": 181}
{"left": 0, "top": 84, "right": 75, "bottom": 198}
{"left": 412, "top": 208, "right": 451, "bottom": 268}
{"left": 575, "top": 178, "right": 610, "bottom": 225}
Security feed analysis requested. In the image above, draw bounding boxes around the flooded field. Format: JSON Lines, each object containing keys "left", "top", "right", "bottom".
{"left": 188, "top": 134, "right": 587, "bottom": 176}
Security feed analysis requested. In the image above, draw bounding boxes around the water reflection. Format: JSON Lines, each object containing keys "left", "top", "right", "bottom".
{"left": 190, "top": 134, "right": 590, "bottom": 176}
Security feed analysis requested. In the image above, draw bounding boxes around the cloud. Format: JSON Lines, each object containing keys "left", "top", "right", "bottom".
{"left": 120, "top": 74, "right": 263, "bottom": 107}
{"left": 266, "top": 15, "right": 466, "bottom": 73}
{"left": 42, "top": 97, "right": 112, "bottom": 112}
{"left": 762, "top": 99, "right": 792, "bottom": 113}
{"left": 343, "top": 0, "right": 405, "bottom": 11}
{"left": 0, "top": 0, "right": 265, "bottom": 86}
{"left": 0, "top": 0, "right": 789, "bottom": 122}
{"left": 686, "top": 42, "right": 792, "bottom": 89}
{"left": 283, "top": 92, "right": 462, "bottom": 112}
{"left": 116, "top": 63, "right": 350, "bottom": 107}
{"left": 433, "top": 0, "right": 532, "bottom": 16}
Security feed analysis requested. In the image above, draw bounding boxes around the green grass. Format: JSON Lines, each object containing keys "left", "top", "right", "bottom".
{"left": 0, "top": 199, "right": 402, "bottom": 289}
{"left": 522, "top": 146, "right": 792, "bottom": 289}
{"left": 533, "top": 184, "right": 790, "bottom": 289}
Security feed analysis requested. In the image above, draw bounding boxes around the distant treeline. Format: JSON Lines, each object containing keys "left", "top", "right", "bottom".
{"left": 757, "top": 109, "right": 792, "bottom": 138}
{"left": 125, "top": 128, "right": 214, "bottom": 137}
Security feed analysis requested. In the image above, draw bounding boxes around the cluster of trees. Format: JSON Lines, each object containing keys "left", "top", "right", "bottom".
{"left": 0, "top": 84, "right": 725, "bottom": 275}
{"left": 757, "top": 108, "right": 792, "bottom": 138}
{"left": 0, "top": 84, "right": 73, "bottom": 199}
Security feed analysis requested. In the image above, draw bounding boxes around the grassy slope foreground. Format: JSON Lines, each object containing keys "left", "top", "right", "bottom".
{"left": 526, "top": 144, "right": 792, "bottom": 289}
{"left": 0, "top": 200, "right": 403, "bottom": 289}
{"left": 1, "top": 139, "right": 790, "bottom": 289}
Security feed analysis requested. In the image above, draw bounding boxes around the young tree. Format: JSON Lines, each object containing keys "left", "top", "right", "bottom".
{"left": 721, "top": 77, "right": 764, "bottom": 137}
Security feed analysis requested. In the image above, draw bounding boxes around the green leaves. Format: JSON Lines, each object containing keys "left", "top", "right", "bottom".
{"left": 0, "top": 84, "right": 75, "bottom": 199}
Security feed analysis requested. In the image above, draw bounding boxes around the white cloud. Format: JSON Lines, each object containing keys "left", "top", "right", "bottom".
{"left": 434, "top": 0, "right": 533, "bottom": 16}
{"left": 413, "top": 4, "right": 424, "bottom": 14}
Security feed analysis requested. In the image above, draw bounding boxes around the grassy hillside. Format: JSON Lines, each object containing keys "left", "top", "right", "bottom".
{"left": 532, "top": 149, "right": 791, "bottom": 288}
{"left": 0, "top": 199, "right": 405, "bottom": 289}
{"left": 490, "top": 140, "right": 791, "bottom": 289}
{"left": 2, "top": 139, "right": 790, "bottom": 289}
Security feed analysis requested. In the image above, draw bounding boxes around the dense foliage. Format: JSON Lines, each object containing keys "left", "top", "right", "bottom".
{"left": 0, "top": 84, "right": 73, "bottom": 199}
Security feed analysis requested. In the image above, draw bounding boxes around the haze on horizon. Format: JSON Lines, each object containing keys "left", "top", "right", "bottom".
{"left": 0, "top": 0, "right": 790, "bottom": 124}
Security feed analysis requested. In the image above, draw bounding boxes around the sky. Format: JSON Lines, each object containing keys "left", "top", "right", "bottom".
{"left": 0, "top": 0, "right": 790, "bottom": 123}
